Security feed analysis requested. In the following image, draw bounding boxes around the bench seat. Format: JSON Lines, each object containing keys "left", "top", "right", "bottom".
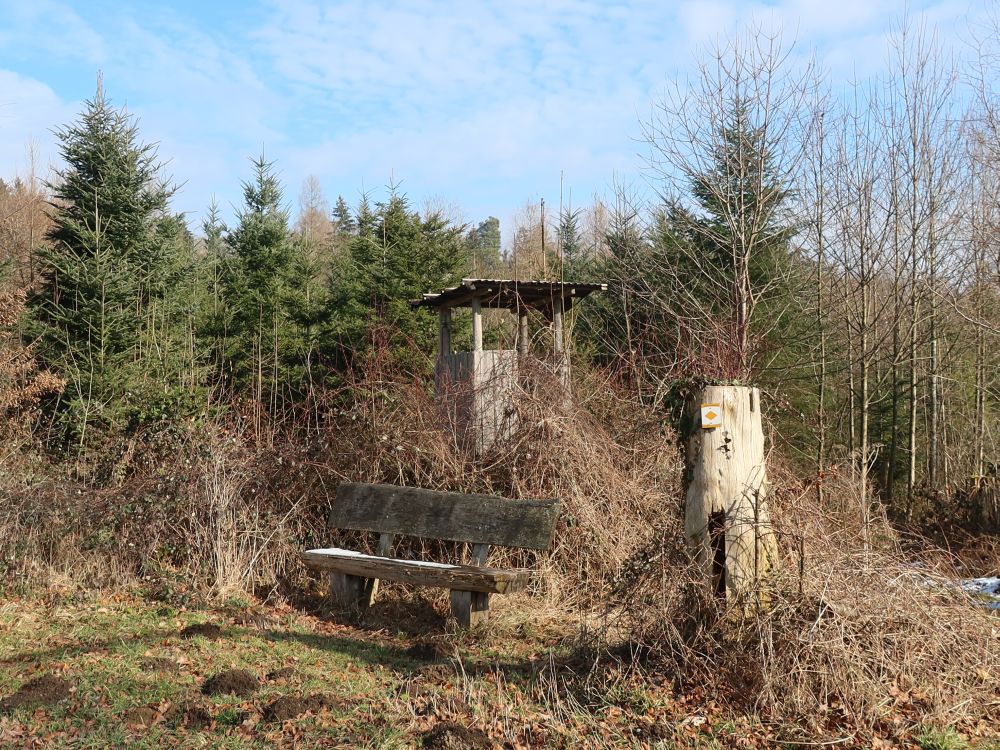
{"left": 303, "top": 548, "right": 533, "bottom": 594}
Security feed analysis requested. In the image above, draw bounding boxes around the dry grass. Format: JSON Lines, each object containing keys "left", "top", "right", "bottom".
{"left": 612, "top": 460, "right": 1000, "bottom": 740}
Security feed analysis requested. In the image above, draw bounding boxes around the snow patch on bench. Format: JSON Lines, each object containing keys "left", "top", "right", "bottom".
{"left": 306, "top": 548, "right": 464, "bottom": 570}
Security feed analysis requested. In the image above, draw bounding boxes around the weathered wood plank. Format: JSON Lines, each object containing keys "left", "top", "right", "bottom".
{"left": 329, "top": 483, "right": 560, "bottom": 549}
{"left": 302, "top": 549, "right": 533, "bottom": 594}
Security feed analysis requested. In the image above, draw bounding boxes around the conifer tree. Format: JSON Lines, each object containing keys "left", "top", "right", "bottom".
{"left": 332, "top": 195, "right": 356, "bottom": 235}
{"left": 325, "top": 190, "right": 467, "bottom": 369}
{"left": 220, "top": 155, "right": 316, "bottom": 407}
{"left": 467, "top": 217, "right": 502, "bottom": 276}
{"left": 27, "top": 85, "right": 197, "bottom": 444}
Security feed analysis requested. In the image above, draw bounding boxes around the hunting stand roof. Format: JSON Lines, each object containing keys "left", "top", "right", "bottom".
{"left": 412, "top": 278, "right": 607, "bottom": 314}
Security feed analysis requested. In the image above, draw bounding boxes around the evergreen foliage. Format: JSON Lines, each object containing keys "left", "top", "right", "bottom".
{"left": 218, "top": 156, "right": 321, "bottom": 404}
{"left": 332, "top": 195, "right": 356, "bottom": 235}
{"left": 26, "top": 86, "right": 200, "bottom": 445}
{"left": 325, "top": 190, "right": 467, "bottom": 370}
{"left": 467, "top": 216, "right": 502, "bottom": 276}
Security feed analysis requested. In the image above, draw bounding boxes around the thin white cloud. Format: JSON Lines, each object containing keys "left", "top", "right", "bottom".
{"left": 0, "top": 70, "right": 78, "bottom": 180}
{"left": 0, "top": 0, "right": 987, "bottom": 230}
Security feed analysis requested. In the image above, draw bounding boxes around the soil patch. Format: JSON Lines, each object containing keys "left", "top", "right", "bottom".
{"left": 262, "top": 694, "right": 336, "bottom": 723}
{"left": 141, "top": 657, "right": 179, "bottom": 673}
{"left": 202, "top": 669, "right": 259, "bottom": 697}
{"left": 180, "top": 623, "right": 223, "bottom": 640}
{"left": 0, "top": 675, "right": 71, "bottom": 713}
{"left": 421, "top": 722, "right": 491, "bottom": 749}
{"left": 266, "top": 666, "right": 297, "bottom": 682}
{"left": 232, "top": 612, "right": 278, "bottom": 629}
{"left": 164, "top": 701, "right": 213, "bottom": 729}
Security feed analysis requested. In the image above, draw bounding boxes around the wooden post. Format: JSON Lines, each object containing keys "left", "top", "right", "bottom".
{"left": 328, "top": 572, "right": 365, "bottom": 609}
{"left": 362, "top": 533, "right": 395, "bottom": 607}
{"left": 517, "top": 308, "right": 529, "bottom": 356}
{"left": 471, "top": 297, "right": 483, "bottom": 353}
{"left": 438, "top": 308, "right": 451, "bottom": 356}
{"left": 551, "top": 296, "right": 569, "bottom": 388}
{"left": 551, "top": 296, "right": 564, "bottom": 354}
{"left": 450, "top": 543, "right": 491, "bottom": 627}
{"left": 684, "top": 385, "right": 776, "bottom": 603}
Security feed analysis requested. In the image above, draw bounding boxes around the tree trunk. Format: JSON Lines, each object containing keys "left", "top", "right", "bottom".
{"left": 684, "top": 385, "right": 777, "bottom": 603}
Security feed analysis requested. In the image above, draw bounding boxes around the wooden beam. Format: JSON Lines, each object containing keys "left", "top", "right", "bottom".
{"left": 302, "top": 550, "right": 532, "bottom": 594}
{"left": 451, "top": 543, "right": 492, "bottom": 627}
{"left": 438, "top": 308, "right": 452, "bottom": 356}
{"left": 362, "top": 533, "right": 395, "bottom": 607}
{"left": 328, "top": 572, "right": 365, "bottom": 609}
{"left": 328, "top": 483, "right": 560, "bottom": 549}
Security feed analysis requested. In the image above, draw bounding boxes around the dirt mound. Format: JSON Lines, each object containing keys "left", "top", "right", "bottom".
{"left": 0, "top": 675, "right": 71, "bottom": 713}
{"left": 201, "top": 669, "right": 259, "bottom": 696}
{"left": 421, "top": 722, "right": 491, "bottom": 749}
{"left": 262, "top": 694, "right": 336, "bottom": 723}
{"left": 266, "top": 666, "right": 297, "bottom": 682}
{"left": 180, "top": 622, "right": 223, "bottom": 640}
{"left": 141, "top": 657, "right": 179, "bottom": 673}
{"left": 164, "top": 701, "right": 213, "bottom": 729}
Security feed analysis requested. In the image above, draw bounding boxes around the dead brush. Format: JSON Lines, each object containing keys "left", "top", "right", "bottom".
{"left": 312, "top": 351, "right": 684, "bottom": 613}
{"left": 610, "top": 459, "right": 1000, "bottom": 740}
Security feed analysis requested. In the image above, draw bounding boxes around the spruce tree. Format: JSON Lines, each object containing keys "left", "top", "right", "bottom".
{"left": 332, "top": 195, "right": 356, "bottom": 235}
{"left": 467, "top": 217, "right": 502, "bottom": 276}
{"left": 220, "top": 155, "right": 319, "bottom": 406}
{"left": 325, "top": 190, "right": 467, "bottom": 370}
{"left": 27, "top": 86, "right": 197, "bottom": 445}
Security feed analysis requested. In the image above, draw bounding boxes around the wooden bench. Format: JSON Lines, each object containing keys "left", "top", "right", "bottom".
{"left": 302, "top": 483, "right": 560, "bottom": 627}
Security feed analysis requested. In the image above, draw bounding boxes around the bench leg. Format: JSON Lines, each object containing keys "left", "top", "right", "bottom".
{"left": 329, "top": 572, "right": 366, "bottom": 609}
{"left": 450, "top": 590, "right": 490, "bottom": 627}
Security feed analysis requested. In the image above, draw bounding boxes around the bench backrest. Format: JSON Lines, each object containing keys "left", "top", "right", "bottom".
{"left": 329, "top": 483, "right": 560, "bottom": 550}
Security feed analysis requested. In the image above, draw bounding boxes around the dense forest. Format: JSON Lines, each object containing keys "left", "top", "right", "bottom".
{"left": 2, "top": 17, "right": 1000, "bottom": 749}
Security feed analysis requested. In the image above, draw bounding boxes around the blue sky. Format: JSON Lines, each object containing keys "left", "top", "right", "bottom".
{"left": 0, "top": 0, "right": 987, "bottom": 237}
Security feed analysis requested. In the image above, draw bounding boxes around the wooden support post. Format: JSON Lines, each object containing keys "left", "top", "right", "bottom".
{"left": 471, "top": 297, "right": 483, "bottom": 353}
{"left": 517, "top": 308, "right": 529, "bottom": 356}
{"left": 328, "top": 572, "right": 365, "bottom": 609}
{"left": 438, "top": 308, "right": 452, "bottom": 356}
{"left": 551, "top": 296, "right": 569, "bottom": 389}
{"left": 362, "top": 532, "right": 395, "bottom": 607}
{"left": 684, "top": 385, "right": 776, "bottom": 604}
{"left": 450, "top": 543, "right": 491, "bottom": 627}
{"left": 551, "top": 297, "right": 564, "bottom": 354}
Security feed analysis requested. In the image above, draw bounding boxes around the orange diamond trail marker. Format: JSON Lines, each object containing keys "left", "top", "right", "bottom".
{"left": 700, "top": 403, "right": 722, "bottom": 429}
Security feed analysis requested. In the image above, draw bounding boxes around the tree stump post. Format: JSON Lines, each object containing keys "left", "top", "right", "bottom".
{"left": 684, "top": 385, "right": 777, "bottom": 603}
